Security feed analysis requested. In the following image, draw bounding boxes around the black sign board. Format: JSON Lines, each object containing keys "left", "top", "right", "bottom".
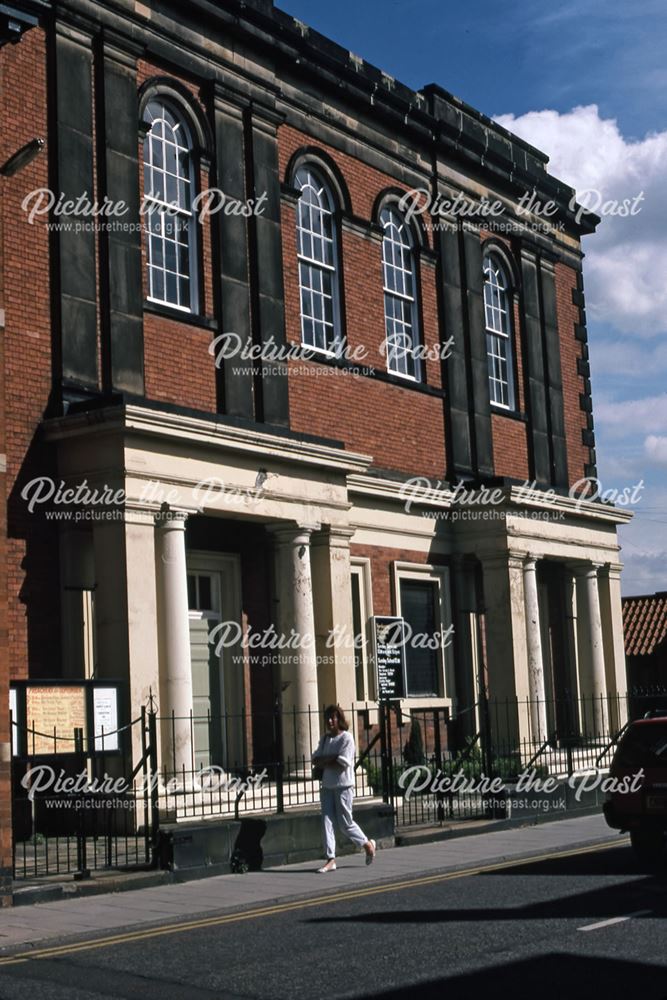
{"left": 372, "top": 616, "right": 407, "bottom": 701}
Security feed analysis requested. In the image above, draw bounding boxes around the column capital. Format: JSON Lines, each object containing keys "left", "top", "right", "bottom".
{"left": 570, "top": 561, "right": 603, "bottom": 579}
{"left": 311, "top": 525, "right": 356, "bottom": 548}
{"left": 509, "top": 550, "right": 540, "bottom": 572}
{"left": 480, "top": 550, "right": 526, "bottom": 571}
{"left": 155, "top": 506, "right": 189, "bottom": 531}
{"left": 267, "top": 521, "right": 319, "bottom": 546}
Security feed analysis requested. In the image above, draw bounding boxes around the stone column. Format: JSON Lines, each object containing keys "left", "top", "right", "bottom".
{"left": 156, "top": 511, "right": 194, "bottom": 777}
{"left": 450, "top": 554, "right": 478, "bottom": 740}
{"left": 562, "top": 567, "right": 582, "bottom": 734}
{"left": 599, "top": 563, "right": 628, "bottom": 731}
{"left": 271, "top": 524, "right": 319, "bottom": 770}
{"left": 480, "top": 552, "right": 527, "bottom": 751}
{"left": 311, "top": 526, "right": 357, "bottom": 712}
{"left": 93, "top": 509, "right": 161, "bottom": 770}
{"left": 523, "top": 557, "right": 548, "bottom": 741}
{"left": 574, "top": 563, "right": 608, "bottom": 735}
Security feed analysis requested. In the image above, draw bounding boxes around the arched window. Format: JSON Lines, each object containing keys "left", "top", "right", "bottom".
{"left": 483, "top": 253, "right": 515, "bottom": 409}
{"left": 381, "top": 206, "right": 421, "bottom": 380}
{"left": 143, "top": 99, "right": 198, "bottom": 312}
{"left": 294, "top": 166, "right": 340, "bottom": 354}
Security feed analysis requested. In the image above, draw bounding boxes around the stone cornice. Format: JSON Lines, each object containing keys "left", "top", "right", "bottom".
{"left": 347, "top": 474, "right": 634, "bottom": 526}
{"left": 505, "top": 485, "right": 634, "bottom": 525}
{"left": 43, "top": 404, "right": 373, "bottom": 476}
{"left": 55, "top": 0, "right": 595, "bottom": 237}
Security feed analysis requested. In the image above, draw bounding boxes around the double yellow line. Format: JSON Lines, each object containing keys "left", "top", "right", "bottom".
{"left": 0, "top": 838, "right": 626, "bottom": 968}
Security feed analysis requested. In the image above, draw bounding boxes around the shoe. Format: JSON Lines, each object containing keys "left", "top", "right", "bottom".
{"left": 365, "top": 839, "right": 376, "bottom": 865}
{"left": 317, "top": 860, "right": 336, "bottom": 873}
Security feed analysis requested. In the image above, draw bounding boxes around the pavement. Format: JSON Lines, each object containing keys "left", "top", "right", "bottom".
{"left": 0, "top": 813, "right": 630, "bottom": 955}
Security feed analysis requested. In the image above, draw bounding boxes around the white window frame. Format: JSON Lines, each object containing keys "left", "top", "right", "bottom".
{"left": 381, "top": 206, "right": 422, "bottom": 381}
{"left": 295, "top": 165, "right": 342, "bottom": 357}
{"left": 143, "top": 99, "right": 199, "bottom": 314}
{"left": 392, "top": 561, "right": 454, "bottom": 706}
{"left": 483, "top": 252, "right": 515, "bottom": 410}
{"left": 350, "top": 557, "right": 376, "bottom": 707}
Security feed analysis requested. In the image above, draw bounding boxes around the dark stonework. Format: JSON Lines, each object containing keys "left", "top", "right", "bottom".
{"left": 539, "top": 262, "right": 569, "bottom": 488}
{"left": 53, "top": 24, "right": 98, "bottom": 389}
{"left": 213, "top": 93, "right": 255, "bottom": 419}
{"left": 99, "top": 38, "right": 145, "bottom": 395}
{"left": 247, "top": 109, "right": 289, "bottom": 428}
{"left": 462, "top": 230, "right": 494, "bottom": 479}
{"left": 572, "top": 273, "right": 596, "bottom": 477}
{"left": 436, "top": 225, "right": 473, "bottom": 478}
{"left": 0, "top": 3, "right": 39, "bottom": 48}
{"left": 520, "top": 250, "right": 551, "bottom": 486}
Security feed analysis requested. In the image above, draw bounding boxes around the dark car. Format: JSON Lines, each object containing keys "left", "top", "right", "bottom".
{"left": 603, "top": 713, "right": 667, "bottom": 863}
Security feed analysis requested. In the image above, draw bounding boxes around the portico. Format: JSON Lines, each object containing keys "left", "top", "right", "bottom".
{"left": 471, "top": 486, "right": 632, "bottom": 751}
{"left": 45, "top": 403, "right": 371, "bottom": 776}
{"left": 43, "top": 406, "right": 633, "bottom": 782}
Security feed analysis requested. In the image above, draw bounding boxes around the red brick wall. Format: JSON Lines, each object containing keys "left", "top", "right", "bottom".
{"left": 143, "top": 313, "right": 217, "bottom": 411}
{"left": 351, "top": 543, "right": 448, "bottom": 617}
{"left": 279, "top": 124, "right": 447, "bottom": 478}
{"left": 556, "top": 262, "right": 590, "bottom": 488}
{"left": 479, "top": 232, "right": 530, "bottom": 482}
{"left": 490, "top": 414, "right": 530, "bottom": 481}
{"left": 476, "top": 232, "right": 589, "bottom": 488}
{"left": 137, "top": 60, "right": 217, "bottom": 412}
{"left": 1, "top": 28, "right": 60, "bottom": 686}
{"left": 1, "top": 26, "right": 56, "bottom": 897}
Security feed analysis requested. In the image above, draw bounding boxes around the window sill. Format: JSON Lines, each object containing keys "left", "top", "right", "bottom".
{"left": 490, "top": 405, "right": 527, "bottom": 423}
{"left": 398, "top": 697, "right": 452, "bottom": 710}
{"left": 144, "top": 300, "right": 218, "bottom": 332}
{"left": 386, "top": 369, "right": 421, "bottom": 384}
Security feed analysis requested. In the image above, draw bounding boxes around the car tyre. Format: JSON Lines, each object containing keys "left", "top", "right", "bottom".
{"left": 630, "top": 827, "right": 665, "bottom": 868}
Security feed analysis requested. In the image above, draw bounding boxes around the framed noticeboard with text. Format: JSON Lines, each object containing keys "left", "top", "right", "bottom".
{"left": 372, "top": 616, "right": 407, "bottom": 701}
{"left": 10, "top": 680, "right": 124, "bottom": 757}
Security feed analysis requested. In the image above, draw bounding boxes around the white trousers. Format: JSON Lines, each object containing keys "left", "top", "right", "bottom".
{"left": 321, "top": 786, "right": 368, "bottom": 859}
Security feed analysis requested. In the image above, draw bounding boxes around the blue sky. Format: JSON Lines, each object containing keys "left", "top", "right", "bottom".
{"left": 281, "top": 0, "right": 667, "bottom": 595}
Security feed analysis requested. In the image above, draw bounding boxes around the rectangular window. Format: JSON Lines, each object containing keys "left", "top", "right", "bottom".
{"left": 299, "top": 260, "right": 336, "bottom": 353}
{"left": 400, "top": 579, "right": 440, "bottom": 697}
{"left": 486, "top": 331, "right": 511, "bottom": 408}
{"left": 350, "top": 561, "right": 375, "bottom": 702}
{"left": 351, "top": 573, "right": 365, "bottom": 701}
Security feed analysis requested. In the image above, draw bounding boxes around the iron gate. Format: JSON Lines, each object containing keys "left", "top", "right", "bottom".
{"left": 11, "top": 707, "right": 160, "bottom": 880}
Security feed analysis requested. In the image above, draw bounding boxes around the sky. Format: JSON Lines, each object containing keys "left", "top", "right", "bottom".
{"left": 281, "top": 0, "right": 667, "bottom": 596}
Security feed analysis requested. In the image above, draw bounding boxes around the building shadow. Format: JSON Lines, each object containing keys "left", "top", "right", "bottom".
{"left": 305, "top": 873, "right": 667, "bottom": 925}
{"left": 348, "top": 954, "right": 667, "bottom": 1000}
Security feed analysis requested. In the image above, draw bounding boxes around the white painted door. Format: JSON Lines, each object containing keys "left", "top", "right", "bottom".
{"left": 187, "top": 553, "right": 244, "bottom": 770}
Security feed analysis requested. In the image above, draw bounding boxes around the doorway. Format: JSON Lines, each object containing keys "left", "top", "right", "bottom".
{"left": 187, "top": 552, "right": 244, "bottom": 770}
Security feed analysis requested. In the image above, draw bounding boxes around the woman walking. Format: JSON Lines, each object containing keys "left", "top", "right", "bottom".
{"left": 312, "top": 705, "right": 376, "bottom": 873}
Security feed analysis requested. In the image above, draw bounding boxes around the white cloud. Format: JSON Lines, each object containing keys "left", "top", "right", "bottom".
{"left": 619, "top": 548, "right": 667, "bottom": 596}
{"left": 614, "top": 480, "right": 667, "bottom": 594}
{"left": 645, "top": 436, "right": 667, "bottom": 465}
{"left": 594, "top": 393, "right": 667, "bottom": 437}
{"left": 589, "top": 338, "right": 667, "bottom": 378}
{"left": 495, "top": 104, "right": 667, "bottom": 337}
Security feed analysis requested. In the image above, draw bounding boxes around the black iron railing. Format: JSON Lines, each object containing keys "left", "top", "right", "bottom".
{"left": 11, "top": 688, "right": 667, "bottom": 878}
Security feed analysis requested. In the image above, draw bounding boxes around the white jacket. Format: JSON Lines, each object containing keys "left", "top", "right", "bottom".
{"left": 312, "top": 731, "right": 356, "bottom": 789}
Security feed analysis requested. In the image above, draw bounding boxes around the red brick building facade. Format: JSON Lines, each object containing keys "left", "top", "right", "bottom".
{"left": 0, "top": 0, "right": 630, "bottom": 897}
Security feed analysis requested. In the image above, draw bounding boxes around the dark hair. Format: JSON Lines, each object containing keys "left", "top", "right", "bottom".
{"left": 324, "top": 704, "right": 349, "bottom": 732}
